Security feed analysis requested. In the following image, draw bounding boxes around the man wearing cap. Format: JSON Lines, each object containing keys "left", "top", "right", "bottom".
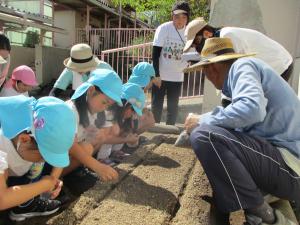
{"left": 151, "top": 1, "right": 190, "bottom": 125}
{"left": 183, "top": 17, "right": 293, "bottom": 81}
{"left": 49, "top": 43, "right": 114, "bottom": 98}
{"left": 185, "top": 37, "right": 300, "bottom": 225}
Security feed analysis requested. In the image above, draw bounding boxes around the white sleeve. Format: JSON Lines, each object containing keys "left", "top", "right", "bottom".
{"left": 220, "top": 28, "right": 246, "bottom": 54}
{"left": 0, "top": 150, "right": 8, "bottom": 174}
{"left": 153, "top": 24, "right": 168, "bottom": 47}
{"left": 66, "top": 100, "right": 79, "bottom": 134}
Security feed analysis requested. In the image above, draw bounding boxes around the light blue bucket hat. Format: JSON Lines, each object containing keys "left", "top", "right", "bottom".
{"left": 128, "top": 62, "right": 155, "bottom": 88}
{"left": 121, "top": 83, "right": 145, "bottom": 116}
{"left": 71, "top": 69, "right": 123, "bottom": 105}
{"left": 0, "top": 95, "right": 76, "bottom": 167}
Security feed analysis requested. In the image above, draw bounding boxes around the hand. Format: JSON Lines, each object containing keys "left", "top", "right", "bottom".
{"left": 96, "top": 164, "right": 119, "bottom": 181}
{"left": 144, "top": 81, "right": 153, "bottom": 91}
{"left": 50, "top": 180, "right": 63, "bottom": 199}
{"left": 41, "top": 175, "right": 58, "bottom": 191}
{"left": 126, "top": 133, "right": 139, "bottom": 145}
{"left": 152, "top": 77, "right": 162, "bottom": 88}
{"left": 184, "top": 113, "right": 201, "bottom": 134}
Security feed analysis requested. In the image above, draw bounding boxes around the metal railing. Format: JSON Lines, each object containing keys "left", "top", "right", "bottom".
{"left": 76, "top": 28, "right": 155, "bottom": 55}
{"left": 101, "top": 42, "right": 204, "bottom": 99}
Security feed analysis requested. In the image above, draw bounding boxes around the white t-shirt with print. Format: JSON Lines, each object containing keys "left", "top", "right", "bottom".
{"left": 153, "top": 21, "right": 188, "bottom": 82}
{"left": 0, "top": 87, "right": 29, "bottom": 97}
{"left": 0, "top": 135, "right": 32, "bottom": 176}
{"left": 220, "top": 27, "right": 293, "bottom": 75}
{"left": 66, "top": 100, "right": 98, "bottom": 143}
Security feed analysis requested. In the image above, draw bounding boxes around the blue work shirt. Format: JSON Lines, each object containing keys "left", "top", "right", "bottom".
{"left": 201, "top": 57, "right": 300, "bottom": 159}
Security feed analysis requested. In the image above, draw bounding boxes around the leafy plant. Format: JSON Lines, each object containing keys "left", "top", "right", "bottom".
{"left": 111, "top": 0, "right": 209, "bottom": 25}
{"left": 23, "top": 30, "right": 40, "bottom": 48}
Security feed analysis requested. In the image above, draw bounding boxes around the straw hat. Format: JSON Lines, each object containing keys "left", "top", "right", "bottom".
{"left": 183, "top": 38, "right": 256, "bottom": 73}
{"left": 183, "top": 17, "right": 207, "bottom": 53}
{"left": 64, "top": 43, "right": 98, "bottom": 73}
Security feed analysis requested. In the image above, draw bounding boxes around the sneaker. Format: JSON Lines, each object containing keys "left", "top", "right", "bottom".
{"left": 100, "top": 158, "right": 117, "bottom": 166}
{"left": 111, "top": 150, "right": 130, "bottom": 161}
{"left": 267, "top": 209, "right": 297, "bottom": 225}
{"left": 244, "top": 214, "right": 262, "bottom": 225}
{"left": 174, "top": 130, "right": 191, "bottom": 147}
{"left": 9, "top": 197, "right": 61, "bottom": 221}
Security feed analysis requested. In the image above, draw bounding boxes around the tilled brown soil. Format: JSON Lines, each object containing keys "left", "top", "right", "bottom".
{"left": 5, "top": 132, "right": 297, "bottom": 225}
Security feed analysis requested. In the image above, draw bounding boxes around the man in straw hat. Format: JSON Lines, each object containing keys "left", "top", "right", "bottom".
{"left": 49, "top": 43, "right": 113, "bottom": 98}
{"left": 183, "top": 17, "right": 293, "bottom": 82}
{"left": 186, "top": 37, "right": 300, "bottom": 225}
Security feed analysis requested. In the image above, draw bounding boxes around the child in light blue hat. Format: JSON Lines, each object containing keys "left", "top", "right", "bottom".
{"left": 97, "top": 83, "right": 152, "bottom": 162}
{"left": 127, "top": 62, "right": 155, "bottom": 90}
{"left": 0, "top": 95, "right": 76, "bottom": 220}
{"left": 127, "top": 62, "right": 156, "bottom": 136}
{"left": 64, "top": 69, "right": 123, "bottom": 181}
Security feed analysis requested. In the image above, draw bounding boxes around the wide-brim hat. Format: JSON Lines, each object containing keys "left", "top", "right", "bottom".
{"left": 183, "top": 17, "right": 207, "bottom": 53}
{"left": 184, "top": 37, "right": 256, "bottom": 73}
{"left": 64, "top": 43, "right": 98, "bottom": 73}
{"left": 71, "top": 69, "right": 123, "bottom": 106}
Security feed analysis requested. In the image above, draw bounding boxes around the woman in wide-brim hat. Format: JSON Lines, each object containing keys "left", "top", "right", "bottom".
{"left": 49, "top": 43, "right": 114, "bottom": 98}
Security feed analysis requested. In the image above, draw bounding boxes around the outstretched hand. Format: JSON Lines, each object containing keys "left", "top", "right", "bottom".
{"left": 184, "top": 113, "right": 201, "bottom": 134}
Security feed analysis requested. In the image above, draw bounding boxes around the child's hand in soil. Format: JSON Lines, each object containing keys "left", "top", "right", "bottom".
{"left": 50, "top": 180, "right": 63, "bottom": 199}
{"left": 96, "top": 163, "right": 119, "bottom": 181}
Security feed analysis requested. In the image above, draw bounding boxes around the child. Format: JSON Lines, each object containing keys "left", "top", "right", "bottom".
{"left": 63, "top": 69, "right": 123, "bottom": 181}
{"left": 127, "top": 62, "right": 155, "bottom": 91}
{"left": 0, "top": 95, "right": 76, "bottom": 221}
{"left": 127, "top": 62, "right": 156, "bottom": 134}
{"left": 0, "top": 33, "right": 11, "bottom": 90}
{"left": 49, "top": 43, "right": 113, "bottom": 98}
{"left": 97, "top": 83, "right": 146, "bottom": 162}
{"left": 0, "top": 65, "right": 38, "bottom": 97}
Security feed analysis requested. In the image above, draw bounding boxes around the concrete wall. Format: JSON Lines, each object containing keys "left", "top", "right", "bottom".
{"left": 9, "top": 46, "right": 35, "bottom": 77}
{"left": 202, "top": 0, "right": 300, "bottom": 112}
{"left": 53, "top": 10, "right": 76, "bottom": 48}
{"left": 209, "top": 0, "right": 300, "bottom": 55}
{"left": 210, "top": 0, "right": 266, "bottom": 33}
{"left": 35, "top": 45, "right": 69, "bottom": 85}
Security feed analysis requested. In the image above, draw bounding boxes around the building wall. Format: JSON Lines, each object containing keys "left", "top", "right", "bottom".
{"left": 206, "top": 0, "right": 300, "bottom": 103}
{"left": 53, "top": 10, "right": 76, "bottom": 48}
{"left": 209, "top": 0, "right": 300, "bottom": 54}
{"left": 9, "top": 45, "right": 35, "bottom": 76}
{"left": 35, "top": 45, "right": 69, "bottom": 85}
